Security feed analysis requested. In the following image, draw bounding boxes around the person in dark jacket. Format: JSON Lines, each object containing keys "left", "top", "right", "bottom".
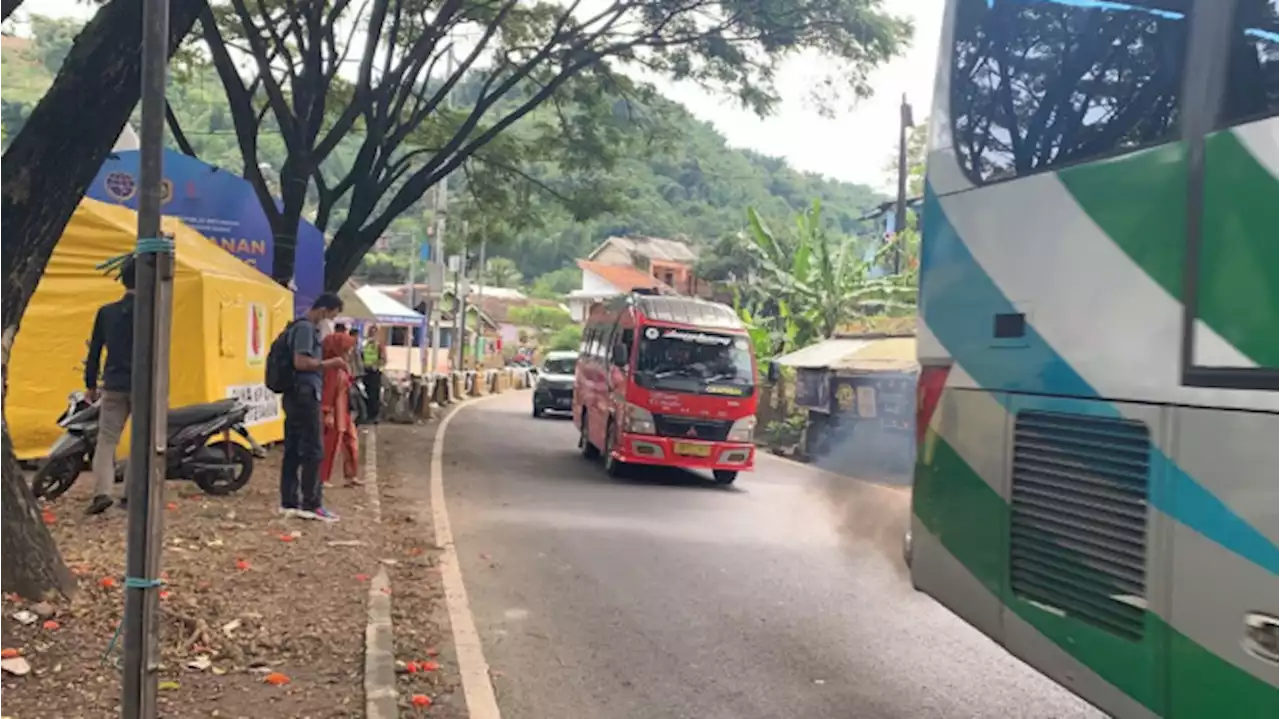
{"left": 83, "top": 258, "right": 136, "bottom": 515}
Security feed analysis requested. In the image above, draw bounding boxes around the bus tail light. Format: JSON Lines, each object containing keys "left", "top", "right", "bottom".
{"left": 727, "top": 415, "right": 757, "bottom": 443}
{"left": 916, "top": 364, "right": 950, "bottom": 446}
{"left": 623, "top": 403, "right": 655, "bottom": 434}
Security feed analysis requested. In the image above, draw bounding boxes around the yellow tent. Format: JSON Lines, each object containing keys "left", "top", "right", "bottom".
{"left": 9, "top": 198, "right": 292, "bottom": 460}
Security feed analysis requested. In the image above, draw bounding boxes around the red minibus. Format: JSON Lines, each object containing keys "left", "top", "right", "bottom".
{"left": 574, "top": 291, "right": 758, "bottom": 484}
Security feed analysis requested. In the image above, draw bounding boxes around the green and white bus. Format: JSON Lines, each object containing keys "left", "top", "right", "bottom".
{"left": 909, "top": 0, "right": 1278, "bottom": 717}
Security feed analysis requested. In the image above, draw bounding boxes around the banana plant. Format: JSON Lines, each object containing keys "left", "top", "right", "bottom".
{"left": 743, "top": 199, "right": 917, "bottom": 341}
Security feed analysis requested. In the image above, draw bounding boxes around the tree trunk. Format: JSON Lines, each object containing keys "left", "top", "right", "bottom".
{"left": 1, "top": 0, "right": 23, "bottom": 22}
{"left": 0, "top": 0, "right": 204, "bottom": 601}
{"left": 323, "top": 223, "right": 376, "bottom": 291}
{"left": 269, "top": 155, "right": 311, "bottom": 286}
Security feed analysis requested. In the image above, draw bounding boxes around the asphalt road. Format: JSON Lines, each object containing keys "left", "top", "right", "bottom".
{"left": 443, "top": 392, "right": 1105, "bottom": 719}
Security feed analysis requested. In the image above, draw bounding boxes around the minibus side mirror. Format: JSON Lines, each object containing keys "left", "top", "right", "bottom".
{"left": 611, "top": 343, "right": 628, "bottom": 368}
{"left": 766, "top": 361, "right": 781, "bottom": 384}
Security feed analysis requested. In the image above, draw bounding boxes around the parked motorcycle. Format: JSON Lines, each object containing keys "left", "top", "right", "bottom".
{"left": 31, "top": 392, "right": 266, "bottom": 501}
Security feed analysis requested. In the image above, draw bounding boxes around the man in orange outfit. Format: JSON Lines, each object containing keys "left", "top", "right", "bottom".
{"left": 319, "top": 333, "right": 362, "bottom": 487}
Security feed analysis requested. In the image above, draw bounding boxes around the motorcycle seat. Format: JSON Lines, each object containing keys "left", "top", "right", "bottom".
{"left": 167, "top": 399, "right": 240, "bottom": 427}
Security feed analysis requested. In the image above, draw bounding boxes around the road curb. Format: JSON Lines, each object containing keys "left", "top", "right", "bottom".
{"left": 362, "top": 426, "right": 398, "bottom": 719}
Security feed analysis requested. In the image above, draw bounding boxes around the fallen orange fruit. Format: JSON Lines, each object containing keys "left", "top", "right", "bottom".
{"left": 278, "top": 534, "right": 296, "bottom": 542}
{"left": 410, "top": 694, "right": 432, "bottom": 708}
{"left": 355, "top": 573, "right": 369, "bottom": 582}
{"left": 159, "top": 590, "right": 171, "bottom": 600}
{"left": 41, "top": 510, "right": 56, "bottom": 525}
{"left": 1, "top": 648, "right": 20, "bottom": 658}
{"left": 235, "top": 559, "right": 250, "bottom": 571}
{"left": 42, "top": 620, "right": 60, "bottom": 631}
{"left": 420, "top": 660, "right": 440, "bottom": 672}
{"left": 100, "top": 577, "right": 117, "bottom": 589}
{"left": 263, "top": 672, "right": 290, "bottom": 686}
{"left": 166, "top": 502, "right": 178, "bottom": 511}
{"left": 405, "top": 661, "right": 419, "bottom": 673}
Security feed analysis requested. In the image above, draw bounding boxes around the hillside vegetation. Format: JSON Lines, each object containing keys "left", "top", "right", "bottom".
{"left": 2, "top": 17, "right": 886, "bottom": 291}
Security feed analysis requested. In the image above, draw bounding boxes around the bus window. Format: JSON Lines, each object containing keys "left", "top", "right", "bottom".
{"left": 1186, "top": 0, "right": 1279, "bottom": 384}
{"left": 950, "top": 0, "right": 1190, "bottom": 185}
{"left": 1219, "top": 0, "right": 1279, "bottom": 128}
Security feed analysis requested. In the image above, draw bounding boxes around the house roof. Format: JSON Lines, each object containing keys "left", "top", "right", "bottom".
{"left": 576, "top": 259, "right": 671, "bottom": 294}
{"left": 589, "top": 235, "right": 698, "bottom": 264}
{"left": 473, "top": 294, "right": 564, "bottom": 325}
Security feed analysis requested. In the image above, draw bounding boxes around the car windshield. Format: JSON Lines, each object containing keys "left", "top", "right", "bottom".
{"left": 542, "top": 357, "right": 577, "bottom": 375}
{"left": 635, "top": 327, "right": 754, "bottom": 393}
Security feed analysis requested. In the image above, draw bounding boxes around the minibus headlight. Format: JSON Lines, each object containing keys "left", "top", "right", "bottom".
{"left": 623, "top": 403, "right": 655, "bottom": 435}
{"left": 727, "top": 415, "right": 756, "bottom": 442}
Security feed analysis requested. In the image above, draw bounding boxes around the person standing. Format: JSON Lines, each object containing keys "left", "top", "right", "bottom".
{"left": 280, "top": 292, "right": 346, "bottom": 522}
{"left": 83, "top": 259, "right": 137, "bottom": 515}
{"left": 346, "top": 326, "right": 367, "bottom": 424}
{"left": 361, "top": 324, "right": 385, "bottom": 423}
{"left": 319, "top": 333, "right": 362, "bottom": 487}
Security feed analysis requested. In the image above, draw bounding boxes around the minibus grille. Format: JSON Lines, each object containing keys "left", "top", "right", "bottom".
{"left": 1010, "top": 410, "right": 1151, "bottom": 642}
{"left": 652, "top": 415, "right": 732, "bottom": 442}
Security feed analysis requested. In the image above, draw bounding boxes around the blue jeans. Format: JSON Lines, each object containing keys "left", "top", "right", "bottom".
{"left": 281, "top": 386, "right": 324, "bottom": 511}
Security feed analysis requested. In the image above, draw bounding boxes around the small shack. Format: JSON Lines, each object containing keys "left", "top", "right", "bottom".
{"left": 9, "top": 198, "right": 292, "bottom": 459}
{"left": 775, "top": 333, "right": 918, "bottom": 484}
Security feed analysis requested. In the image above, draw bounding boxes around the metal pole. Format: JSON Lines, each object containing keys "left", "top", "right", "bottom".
{"left": 426, "top": 44, "right": 454, "bottom": 378}
{"left": 893, "top": 93, "right": 913, "bottom": 276}
{"left": 122, "top": 0, "right": 171, "bottom": 715}
{"left": 405, "top": 233, "right": 416, "bottom": 375}
{"left": 475, "top": 234, "right": 486, "bottom": 365}
{"left": 456, "top": 244, "right": 467, "bottom": 371}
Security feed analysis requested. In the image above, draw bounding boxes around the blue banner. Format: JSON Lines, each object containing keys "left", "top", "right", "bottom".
{"left": 87, "top": 149, "right": 325, "bottom": 316}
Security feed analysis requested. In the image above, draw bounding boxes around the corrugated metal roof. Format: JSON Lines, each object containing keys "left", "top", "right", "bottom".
{"left": 831, "top": 336, "right": 917, "bottom": 373}
{"left": 636, "top": 295, "right": 743, "bottom": 330}
{"left": 593, "top": 236, "right": 698, "bottom": 263}
{"left": 775, "top": 336, "right": 918, "bottom": 372}
{"left": 775, "top": 339, "right": 870, "bottom": 369}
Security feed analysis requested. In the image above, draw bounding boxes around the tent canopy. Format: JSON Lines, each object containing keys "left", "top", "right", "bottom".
{"left": 9, "top": 198, "right": 292, "bottom": 459}
{"left": 775, "top": 335, "right": 918, "bottom": 373}
{"left": 354, "top": 285, "right": 423, "bottom": 325}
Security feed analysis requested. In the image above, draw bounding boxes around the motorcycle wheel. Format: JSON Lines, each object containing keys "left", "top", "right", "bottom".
{"left": 32, "top": 455, "right": 84, "bottom": 500}
{"left": 193, "top": 441, "right": 254, "bottom": 496}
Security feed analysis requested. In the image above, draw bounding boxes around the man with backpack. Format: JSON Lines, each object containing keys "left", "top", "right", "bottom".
{"left": 266, "top": 292, "right": 347, "bottom": 522}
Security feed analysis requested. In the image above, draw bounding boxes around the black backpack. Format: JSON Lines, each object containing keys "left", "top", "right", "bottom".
{"left": 265, "top": 320, "right": 300, "bottom": 394}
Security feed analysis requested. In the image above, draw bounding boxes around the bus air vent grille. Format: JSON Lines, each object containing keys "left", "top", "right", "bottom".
{"left": 1010, "top": 410, "right": 1150, "bottom": 642}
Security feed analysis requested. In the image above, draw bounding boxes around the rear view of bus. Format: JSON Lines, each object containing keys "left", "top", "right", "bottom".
{"left": 910, "top": 1, "right": 1278, "bottom": 717}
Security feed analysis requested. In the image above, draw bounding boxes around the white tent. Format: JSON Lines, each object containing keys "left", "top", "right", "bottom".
{"left": 354, "top": 285, "right": 423, "bottom": 325}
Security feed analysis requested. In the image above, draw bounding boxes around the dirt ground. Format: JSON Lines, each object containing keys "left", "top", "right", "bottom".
{"left": 2, "top": 423, "right": 465, "bottom": 719}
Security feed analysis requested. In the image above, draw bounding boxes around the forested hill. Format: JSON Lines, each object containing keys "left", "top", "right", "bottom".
{"left": 498, "top": 95, "right": 886, "bottom": 282}
{"left": 3, "top": 18, "right": 885, "bottom": 290}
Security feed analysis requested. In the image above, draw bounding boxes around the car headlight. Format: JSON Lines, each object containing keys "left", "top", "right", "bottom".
{"left": 622, "top": 403, "right": 655, "bottom": 435}
{"left": 727, "top": 415, "right": 756, "bottom": 442}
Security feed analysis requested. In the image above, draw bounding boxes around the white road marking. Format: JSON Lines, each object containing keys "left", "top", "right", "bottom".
{"left": 432, "top": 395, "right": 505, "bottom": 719}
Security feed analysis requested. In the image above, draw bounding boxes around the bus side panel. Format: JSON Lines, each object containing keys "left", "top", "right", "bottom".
{"left": 911, "top": 385, "right": 1009, "bottom": 642}
{"left": 1168, "top": 408, "right": 1279, "bottom": 718}
{"left": 1000, "top": 395, "right": 1167, "bottom": 719}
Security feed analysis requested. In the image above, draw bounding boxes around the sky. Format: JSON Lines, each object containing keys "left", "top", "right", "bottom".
{"left": 22, "top": 0, "right": 943, "bottom": 191}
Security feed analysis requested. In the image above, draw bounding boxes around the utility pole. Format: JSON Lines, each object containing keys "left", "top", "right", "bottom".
{"left": 122, "top": 0, "right": 172, "bottom": 715}
{"left": 405, "top": 233, "right": 416, "bottom": 375}
{"left": 455, "top": 236, "right": 468, "bottom": 372}
{"left": 893, "top": 92, "right": 914, "bottom": 275}
{"left": 426, "top": 44, "right": 454, "bottom": 378}
{"left": 474, "top": 233, "right": 486, "bottom": 365}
